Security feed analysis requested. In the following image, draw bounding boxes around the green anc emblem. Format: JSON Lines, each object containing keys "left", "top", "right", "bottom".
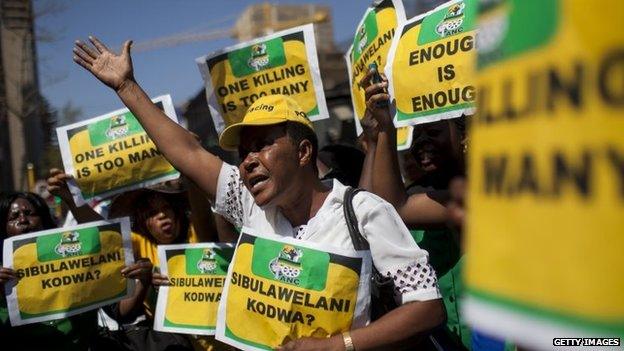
{"left": 436, "top": 2, "right": 466, "bottom": 37}
{"left": 196, "top": 248, "right": 218, "bottom": 274}
{"left": 248, "top": 43, "right": 270, "bottom": 71}
{"left": 105, "top": 115, "right": 129, "bottom": 140}
{"left": 352, "top": 9, "right": 378, "bottom": 61}
{"left": 269, "top": 245, "right": 303, "bottom": 284}
{"left": 356, "top": 24, "right": 369, "bottom": 54}
{"left": 54, "top": 231, "right": 82, "bottom": 257}
{"left": 477, "top": 0, "right": 559, "bottom": 68}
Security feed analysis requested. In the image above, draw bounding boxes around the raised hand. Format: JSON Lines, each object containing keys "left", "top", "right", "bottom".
{"left": 359, "top": 70, "right": 392, "bottom": 129}
{"left": 73, "top": 36, "right": 134, "bottom": 92}
{"left": 47, "top": 168, "right": 73, "bottom": 203}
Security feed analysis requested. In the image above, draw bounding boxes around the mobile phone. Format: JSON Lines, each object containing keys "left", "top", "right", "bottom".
{"left": 368, "top": 62, "right": 388, "bottom": 107}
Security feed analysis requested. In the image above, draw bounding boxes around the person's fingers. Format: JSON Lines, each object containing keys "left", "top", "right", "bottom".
{"left": 0, "top": 267, "right": 16, "bottom": 276}
{"left": 152, "top": 275, "right": 171, "bottom": 286}
{"left": 49, "top": 168, "right": 62, "bottom": 176}
{"left": 47, "top": 175, "right": 60, "bottom": 186}
{"left": 358, "top": 68, "right": 375, "bottom": 90}
{"left": 366, "top": 93, "right": 391, "bottom": 110}
{"left": 121, "top": 260, "right": 153, "bottom": 274}
{"left": 73, "top": 55, "right": 92, "bottom": 71}
{"left": 57, "top": 173, "right": 73, "bottom": 181}
{"left": 88, "top": 35, "right": 110, "bottom": 53}
{"left": 364, "top": 82, "right": 388, "bottom": 101}
{"left": 73, "top": 47, "right": 95, "bottom": 65}
{"left": 74, "top": 40, "right": 98, "bottom": 59}
{"left": 0, "top": 267, "right": 17, "bottom": 283}
{"left": 122, "top": 40, "right": 133, "bottom": 56}
{"left": 152, "top": 272, "right": 170, "bottom": 282}
{"left": 123, "top": 266, "right": 152, "bottom": 279}
{"left": 275, "top": 341, "right": 295, "bottom": 351}
{"left": 0, "top": 273, "right": 15, "bottom": 282}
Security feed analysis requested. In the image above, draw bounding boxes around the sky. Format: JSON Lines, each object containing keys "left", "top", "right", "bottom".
{"left": 33, "top": 0, "right": 373, "bottom": 122}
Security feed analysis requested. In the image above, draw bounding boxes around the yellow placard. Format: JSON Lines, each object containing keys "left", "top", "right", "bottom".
{"left": 347, "top": 0, "right": 405, "bottom": 122}
{"left": 198, "top": 24, "right": 328, "bottom": 135}
{"left": 154, "top": 243, "right": 234, "bottom": 335}
{"left": 56, "top": 95, "right": 179, "bottom": 202}
{"left": 4, "top": 218, "right": 133, "bottom": 326}
{"left": 466, "top": 0, "right": 624, "bottom": 345}
{"left": 387, "top": 0, "right": 476, "bottom": 127}
{"left": 216, "top": 231, "right": 366, "bottom": 350}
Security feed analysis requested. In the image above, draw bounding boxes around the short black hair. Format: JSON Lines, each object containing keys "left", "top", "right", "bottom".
{"left": 131, "top": 191, "right": 189, "bottom": 244}
{"left": 0, "top": 192, "right": 57, "bottom": 239}
{"left": 285, "top": 121, "right": 318, "bottom": 169}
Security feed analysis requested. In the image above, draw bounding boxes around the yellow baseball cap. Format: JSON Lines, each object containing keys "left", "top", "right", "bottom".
{"left": 219, "top": 94, "right": 314, "bottom": 150}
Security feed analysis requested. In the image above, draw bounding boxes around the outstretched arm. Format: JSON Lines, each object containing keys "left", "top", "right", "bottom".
{"left": 361, "top": 69, "right": 448, "bottom": 227}
{"left": 73, "top": 36, "right": 222, "bottom": 202}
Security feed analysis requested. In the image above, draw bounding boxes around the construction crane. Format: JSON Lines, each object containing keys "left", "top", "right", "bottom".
{"left": 130, "top": 2, "right": 330, "bottom": 53}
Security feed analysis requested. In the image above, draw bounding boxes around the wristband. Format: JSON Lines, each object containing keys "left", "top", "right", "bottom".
{"left": 342, "top": 331, "right": 355, "bottom": 351}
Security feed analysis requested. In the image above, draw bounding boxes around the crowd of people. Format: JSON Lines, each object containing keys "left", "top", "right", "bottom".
{"left": 0, "top": 27, "right": 506, "bottom": 351}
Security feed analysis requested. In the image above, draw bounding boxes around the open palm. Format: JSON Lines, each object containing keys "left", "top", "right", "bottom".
{"left": 73, "top": 36, "right": 134, "bottom": 91}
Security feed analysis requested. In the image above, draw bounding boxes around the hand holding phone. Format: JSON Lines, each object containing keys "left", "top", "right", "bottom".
{"left": 368, "top": 62, "right": 388, "bottom": 108}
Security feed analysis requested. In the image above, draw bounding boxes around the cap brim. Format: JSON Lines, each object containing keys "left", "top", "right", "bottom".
{"left": 218, "top": 117, "right": 288, "bottom": 151}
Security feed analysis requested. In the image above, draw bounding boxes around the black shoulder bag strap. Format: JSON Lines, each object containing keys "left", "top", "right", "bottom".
{"left": 343, "top": 187, "right": 397, "bottom": 320}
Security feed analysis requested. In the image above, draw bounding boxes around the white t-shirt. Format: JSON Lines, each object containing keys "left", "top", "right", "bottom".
{"left": 214, "top": 164, "right": 441, "bottom": 304}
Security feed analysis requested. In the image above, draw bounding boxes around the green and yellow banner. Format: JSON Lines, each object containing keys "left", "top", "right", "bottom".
{"left": 56, "top": 95, "right": 180, "bottom": 205}
{"left": 197, "top": 24, "right": 328, "bottom": 135}
{"left": 346, "top": 0, "right": 405, "bottom": 125}
{"left": 3, "top": 218, "right": 134, "bottom": 326}
{"left": 215, "top": 230, "right": 369, "bottom": 350}
{"left": 154, "top": 243, "right": 234, "bottom": 335}
{"left": 387, "top": 0, "right": 476, "bottom": 127}
{"left": 465, "top": 0, "right": 624, "bottom": 347}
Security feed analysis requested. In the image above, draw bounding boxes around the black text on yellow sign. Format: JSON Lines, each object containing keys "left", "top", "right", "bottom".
{"left": 347, "top": 0, "right": 405, "bottom": 121}
{"left": 57, "top": 96, "right": 179, "bottom": 200}
{"left": 388, "top": 0, "right": 476, "bottom": 126}
{"left": 219, "top": 232, "right": 363, "bottom": 349}
{"left": 199, "top": 24, "right": 327, "bottom": 134}
{"left": 4, "top": 219, "right": 132, "bottom": 326}
{"left": 155, "top": 244, "right": 234, "bottom": 335}
{"left": 466, "top": 0, "right": 624, "bottom": 344}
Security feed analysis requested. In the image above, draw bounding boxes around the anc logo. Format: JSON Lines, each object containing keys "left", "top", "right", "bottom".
{"left": 196, "top": 248, "right": 218, "bottom": 274}
{"left": 248, "top": 43, "right": 270, "bottom": 71}
{"left": 436, "top": 2, "right": 466, "bottom": 37}
{"left": 105, "top": 115, "right": 129, "bottom": 140}
{"left": 269, "top": 245, "right": 303, "bottom": 285}
{"left": 478, "top": 2, "right": 508, "bottom": 58}
{"left": 54, "top": 231, "right": 82, "bottom": 257}
{"left": 477, "top": 0, "right": 559, "bottom": 68}
{"left": 356, "top": 25, "right": 368, "bottom": 54}
{"left": 352, "top": 9, "right": 378, "bottom": 61}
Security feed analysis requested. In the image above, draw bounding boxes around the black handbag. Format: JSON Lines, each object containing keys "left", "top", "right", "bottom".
{"left": 343, "top": 187, "right": 398, "bottom": 320}
{"left": 342, "top": 187, "right": 468, "bottom": 351}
